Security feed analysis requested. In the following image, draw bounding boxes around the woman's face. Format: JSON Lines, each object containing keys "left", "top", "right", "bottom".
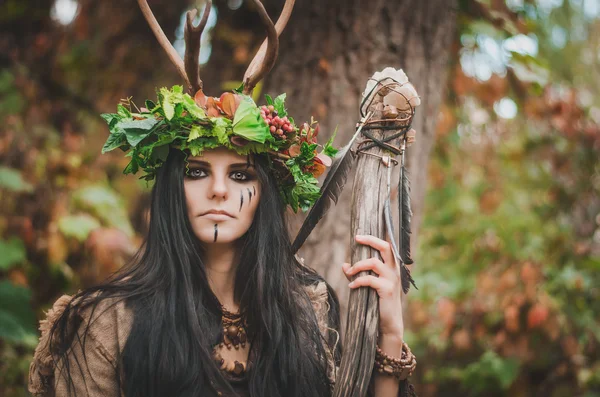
{"left": 184, "top": 147, "right": 261, "bottom": 245}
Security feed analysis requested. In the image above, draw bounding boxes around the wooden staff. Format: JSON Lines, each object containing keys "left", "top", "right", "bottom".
{"left": 332, "top": 93, "right": 403, "bottom": 397}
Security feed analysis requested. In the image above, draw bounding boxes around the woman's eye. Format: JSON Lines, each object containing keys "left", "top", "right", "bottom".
{"left": 231, "top": 171, "right": 248, "bottom": 181}
{"left": 187, "top": 168, "right": 207, "bottom": 179}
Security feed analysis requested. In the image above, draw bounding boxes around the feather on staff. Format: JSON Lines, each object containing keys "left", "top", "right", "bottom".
{"left": 384, "top": 152, "right": 417, "bottom": 294}
{"left": 292, "top": 112, "right": 373, "bottom": 253}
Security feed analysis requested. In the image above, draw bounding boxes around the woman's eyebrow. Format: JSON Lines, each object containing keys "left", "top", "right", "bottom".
{"left": 188, "top": 159, "right": 210, "bottom": 166}
{"left": 230, "top": 163, "right": 255, "bottom": 169}
{"left": 187, "top": 160, "right": 254, "bottom": 169}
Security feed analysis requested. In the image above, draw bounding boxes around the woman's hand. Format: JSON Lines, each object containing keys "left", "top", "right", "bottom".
{"left": 342, "top": 234, "right": 404, "bottom": 340}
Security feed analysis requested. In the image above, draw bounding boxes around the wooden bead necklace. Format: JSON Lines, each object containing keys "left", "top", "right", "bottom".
{"left": 212, "top": 307, "right": 250, "bottom": 376}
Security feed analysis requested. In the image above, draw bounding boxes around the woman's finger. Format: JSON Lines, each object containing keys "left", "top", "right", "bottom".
{"left": 355, "top": 234, "right": 395, "bottom": 267}
{"left": 341, "top": 262, "right": 353, "bottom": 281}
{"left": 344, "top": 257, "right": 391, "bottom": 279}
{"left": 348, "top": 275, "right": 394, "bottom": 298}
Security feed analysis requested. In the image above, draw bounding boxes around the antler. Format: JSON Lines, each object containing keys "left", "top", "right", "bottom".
{"left": 242, "top": 0, "right": 296, "bottom": 95}
{"left": 137, "top": 0, "right": 211, "bottom": 94}
{"left": 185, "top": 0, "right": 212, "bottom": 93}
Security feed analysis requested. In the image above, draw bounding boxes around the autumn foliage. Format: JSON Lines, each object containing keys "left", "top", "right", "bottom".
{"left": 1, "top": 0, "right": 599, "bottom": 396}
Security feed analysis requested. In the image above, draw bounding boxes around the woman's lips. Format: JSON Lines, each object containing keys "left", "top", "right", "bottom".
{"left": 201, "top": 213, "right": 233, "bottom": 221}
{"left": 199, "top": 209, "right": 235, "bottom": 221}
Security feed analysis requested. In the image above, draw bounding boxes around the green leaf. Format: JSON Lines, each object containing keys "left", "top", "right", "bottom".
{"left": 183, "top": 94, "right": 206, "bottom": 119}
{"left": 160, "top": 87, "right": 175, "bottom": 120}
{"left": 323, "top": 126, "right": 339, "bottom": 157}
{"left": 124, "top": 157, "right": 139, "bottom": 174}
{"left": 58, "top": 214, "right": 101, "bottom": 242}
{"left": 100, "top": 113, "right": 120, "bottom": 129}
{"left": 0, "top": 281, "right": 37, "bottom": 347}
{"left": 184, "top": 136, "right": 221, "bottom": 156}
{"left": 0, "top": 167, "right": 33, "bottom": 193}
{"left": 144, "top": 100, "right": 157, "bottom": 112}
{"left": 117, "top": 118, "right": 159, "bottom": 147}
{"left": 265, "top": 94, "right": 274, "bottom": 106}
{"left": 233, "top": 82, "right": 245, "bottom": 94}
{"left": 150, "top": 144, "right": 170, "bottom": 163}
{"left": 118, "top": 117, "right": 159, "bottom": 131}
{"left": 117, "top": 104, "right": 131, "bottom": 118}
{"left": 0, "top": 238, "right": 26, "bottom": 271}
{"left": 188, "top": 125, "right": 204, "bottom": 142}
{"left": 273, "top": 93, "right": 287, "bottom": 118}
{"left": 232, "top": 98, "right": 270, "bottom": 143}
{"left": 213, "top": 117, "right": 232, "bottom": 145}
{"left": 102, "top": 131, "right": 128, "bottom": 153}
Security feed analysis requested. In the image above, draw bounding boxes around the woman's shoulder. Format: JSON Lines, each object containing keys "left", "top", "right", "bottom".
{"left": 302, "top": 280, "right": 331, "bottom": 336}
{"left": 28, "top": 291, "right": 133, "bottom": 396}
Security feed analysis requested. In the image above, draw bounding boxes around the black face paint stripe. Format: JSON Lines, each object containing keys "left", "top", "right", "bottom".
{"left": 214, "top": 224, "right": 218, "bottom": 242}
{"left": 253, "top": 185, "right": 256, "bottom": 196}
{"left": 248, "top": 188, "right": 252, "bottom": 204}
{"left": 239, "top": 190, "right": 244, "bottom": 212}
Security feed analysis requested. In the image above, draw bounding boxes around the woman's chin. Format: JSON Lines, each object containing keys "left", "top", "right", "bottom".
{"left": 194, "top": 227, "right": 241, "bottom": 245}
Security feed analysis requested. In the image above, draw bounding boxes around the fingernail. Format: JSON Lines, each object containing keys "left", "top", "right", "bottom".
{"left": 348, "top": 281, "right": 355, "bottom": 287}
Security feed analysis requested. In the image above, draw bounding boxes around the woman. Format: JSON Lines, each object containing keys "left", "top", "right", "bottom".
{"left": 28, "top": 2, "right": 416, "bottom": 392}
{"left": 28, "top": 141, "right": 412, "bottom": 396}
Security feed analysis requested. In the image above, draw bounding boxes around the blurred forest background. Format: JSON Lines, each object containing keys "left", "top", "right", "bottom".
{"left": 1, "top": 0, "right": 599, "bottom": 396}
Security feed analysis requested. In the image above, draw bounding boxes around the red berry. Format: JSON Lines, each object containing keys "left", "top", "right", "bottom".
{"left": 276, "top": 129, "right": 283, "bottom": 135}
{"left": 270, "top": 126, "right": 276, "bottom": 133}
{"left": 273, "top": 116, "right": 280, "bottom": 124}
{"left": 268, "top": 105, "right": 275, "bottom": 112}
{"left": 282, "top": 116, "right": 288, "bottom": 122}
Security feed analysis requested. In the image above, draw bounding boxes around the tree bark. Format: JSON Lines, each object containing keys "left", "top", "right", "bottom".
{"left": 261, "top": 0, "right": 458, "bottom": 321}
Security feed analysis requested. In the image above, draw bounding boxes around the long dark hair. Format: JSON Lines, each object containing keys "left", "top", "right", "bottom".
{"left": 49, "top": 148, "right": 342, "bottom": 397}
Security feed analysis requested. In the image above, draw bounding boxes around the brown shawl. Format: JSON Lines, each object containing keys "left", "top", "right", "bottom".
{"left": 28, "top": 282, "right": 338, "bottom": 396}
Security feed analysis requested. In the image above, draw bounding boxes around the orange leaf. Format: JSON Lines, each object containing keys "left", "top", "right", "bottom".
{"left": 219, "top": 92, "right": 241, "bottom": 118}
{"left": 194, "top": 89, "right": 207, "bottom": 108}
{"left": 310, "top": 162, "right": 326, "bottom": 178}
{"left": 206, "top": 97, "right": 221, "bottom": 117}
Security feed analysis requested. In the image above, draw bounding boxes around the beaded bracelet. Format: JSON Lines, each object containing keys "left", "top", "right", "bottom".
{"left": 373, "top": 342, "right": 417, "bottom": 380}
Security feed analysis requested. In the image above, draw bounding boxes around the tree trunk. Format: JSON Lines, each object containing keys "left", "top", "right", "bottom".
{"left": 262, "top": 0, "right": 458, "bottom": 321}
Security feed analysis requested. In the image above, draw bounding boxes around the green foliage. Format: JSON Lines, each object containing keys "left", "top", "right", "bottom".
{"left": 58, "top": 214, "right": 102, "bottom": 242}
{"left": 0, "top": 167, "right": 33, "bottom": 193}
{"left": 0, "top": 238, "right": 26, "bottom": 271}
{"left": 72, "top": 185, "right": 134, "bottom": 236}
{"left": 101, "top": 86, "right": 333, "bottom": 211}
{"left": 461, "top": 351, "right": 520, "bottom": 393}
{"left": 0, "top": 70, "right": 24, "bottom": 118}
{"left": 0, "top": 281, "right": 37, "bottom": 347}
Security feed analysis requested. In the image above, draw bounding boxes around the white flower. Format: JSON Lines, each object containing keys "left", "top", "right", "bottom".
{"left": 362, "top": 67, "right": 420, "bottom": 110}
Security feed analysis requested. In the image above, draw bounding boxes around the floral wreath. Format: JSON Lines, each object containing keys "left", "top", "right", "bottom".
{"left": 101, "top": 0, "right": 337, "bottom": 212}
{"left": 101, "top": 86, "right": 337, "bottom": 212}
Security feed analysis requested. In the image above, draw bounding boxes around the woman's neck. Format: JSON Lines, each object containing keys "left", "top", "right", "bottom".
{"left": 203, "top": 242, "right": 239, "bottom": 311}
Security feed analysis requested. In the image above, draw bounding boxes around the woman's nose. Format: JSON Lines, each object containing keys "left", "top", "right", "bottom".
{"left": 208, "top": 174, "right": 228, "bottom": 200}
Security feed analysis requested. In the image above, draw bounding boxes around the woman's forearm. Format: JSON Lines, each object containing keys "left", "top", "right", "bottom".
{"left": 373, "top": 332, "right": 404, "bottom": 397}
